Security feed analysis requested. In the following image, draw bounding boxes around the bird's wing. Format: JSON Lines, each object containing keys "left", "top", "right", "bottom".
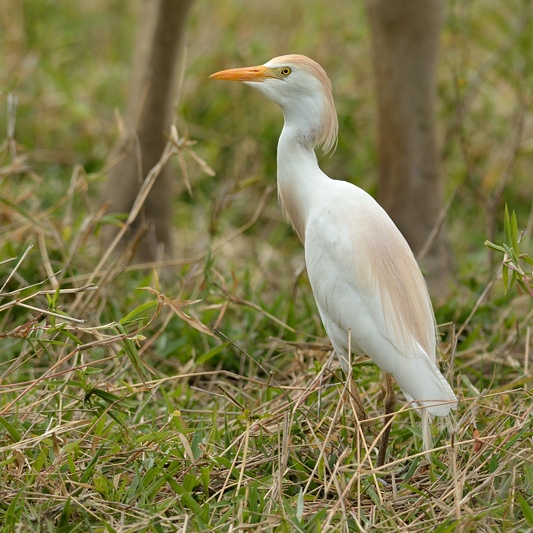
{"left": 304, "top": 182, "right": 436, "bottom": 364}
{"left": 304, "top": 183, "right": 457, "bottom": 414}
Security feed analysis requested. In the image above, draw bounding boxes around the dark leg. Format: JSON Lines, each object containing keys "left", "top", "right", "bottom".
{"left": 377, "top": 373, "right": 396, "bottom": 467}
{"left": 348, "top": 374, "right": 368, "bottom": 423}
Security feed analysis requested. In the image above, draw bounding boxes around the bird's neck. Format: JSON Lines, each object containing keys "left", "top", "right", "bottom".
{"left": 277, "top": 125, "right": 329, "bottom": 243}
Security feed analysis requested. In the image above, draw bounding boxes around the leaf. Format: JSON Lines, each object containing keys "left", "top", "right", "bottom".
{"left": 510, "top": 208, "right": 519, "bottom": 254}
{"left": 4, "top": 485, "right": 24, "bottom": 528}
{"left": 504, "top": 203, "right": 512, "bottom": 249}
{"left": 59, "top": 329, "right": 84, "bottom": 345}
{"left": 502, "top": 262, "right": 509, "bottom": 293}
{"left": 296, "top": 489, "right": 304, "bottom": 521}
{"left": 0, "top": 416, "right": 22, "bottom": 442}
{"left": 115, "top": 323, "right": 150, "bottom": 381}
{"left": 141, "top": 288, "right": 215, "bottom": 337}
{"left": 164, "top": 474, "right": 205, "bottom": 517}
{"left": 187, "top": 146, "right": 216, "bottom": 177}
{"left": 86, "top": 388, "right": 122, "bottom": 405}
{"left": 119, "top": 299, "right": 159, "bottom": 325}
{"left": 521, "top": 254, "right": 533, "bottom": 266}
{"left": 58, "top": 498, "right": 71, "bottom": 529}
{"left": 162, "top": 295, "right": 216, "bottom": 338}
{"left": 196, "top": 343, "right": 228, "bottom": 365}
{"left": 484, "top": 240, "right": 506, "bottom": 253}
{"left": 80, "top": 444, "right": 106, "bottom": 484}
{"left": 504, "top": 205, "right": 520, "bottom": 256}
{"left": 177, "top": 150, "right": 192, "bottom": 196}
{"left": 503, "top": 243, "right": 520, "bottom": 267}
{"left": 517, "top": 493, "right": 533, "bottom": 525}
{"left": 178, "top": 432, "right": 196, "bottom": 463}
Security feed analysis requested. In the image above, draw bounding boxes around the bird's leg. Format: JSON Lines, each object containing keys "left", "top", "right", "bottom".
{"left": 376, "top": 373, "right": 396, "bottom": 468}
{"left": 344, "top": 332, "right": 367, "bottom": 424}
{"left": 348, "top": 373, "right": 368, "bottom": 423}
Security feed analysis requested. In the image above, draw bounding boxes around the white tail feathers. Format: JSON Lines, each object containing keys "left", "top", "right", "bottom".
{"left": 394, "top": 354, "right": 456, "bottom": 457}
{"left": 394, "top": 353, "right": 457, "bottom": 417}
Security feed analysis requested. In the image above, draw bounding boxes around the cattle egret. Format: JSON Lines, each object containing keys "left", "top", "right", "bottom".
{"left": 210, "top": 54, "right": 457, "bottom": 466}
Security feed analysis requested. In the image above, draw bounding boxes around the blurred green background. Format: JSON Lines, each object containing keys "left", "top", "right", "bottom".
{"left": 2, "top": 0, "right": 532, "bottom": 267}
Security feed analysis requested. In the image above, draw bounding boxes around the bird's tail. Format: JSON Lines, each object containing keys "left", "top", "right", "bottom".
{"left": 394, "top": 353, "right": 457, "bottom": 417}
{"left": 393, "top": 353, "right": 456, "bottom": 458}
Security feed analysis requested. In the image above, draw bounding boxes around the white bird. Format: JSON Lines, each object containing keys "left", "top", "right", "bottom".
{"left": 210, "top": 54, "right": 457, "bottom": 465}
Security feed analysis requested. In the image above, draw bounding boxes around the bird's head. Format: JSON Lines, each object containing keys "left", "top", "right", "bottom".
{"left": 210, "top": 54, "right": 338, "bottom": 153}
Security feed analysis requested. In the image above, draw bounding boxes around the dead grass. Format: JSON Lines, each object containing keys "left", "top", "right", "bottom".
{"left": 0, "top": 130, "right": 532, "bottom": 530}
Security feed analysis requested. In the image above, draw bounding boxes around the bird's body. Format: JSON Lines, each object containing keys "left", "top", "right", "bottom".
{"left": 278, "top": 128, "right": 454, "bottom": 417}
{"left": 211, "top": 54, "right": 457, "bottom": 456}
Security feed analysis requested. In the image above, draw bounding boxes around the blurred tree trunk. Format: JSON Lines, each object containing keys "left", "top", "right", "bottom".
{"left": 365, "top": 0, "right": 453, "bottom": 297}
{"left": 0, "top": 0, "right": 26, "bottom": 68}
{"left": 103, "top": 0, "right": 193, "bottom": 262}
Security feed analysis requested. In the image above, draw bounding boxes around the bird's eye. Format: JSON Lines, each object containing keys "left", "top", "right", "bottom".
{"left": 279, "top": 67, "right": 291, "bottom": 77}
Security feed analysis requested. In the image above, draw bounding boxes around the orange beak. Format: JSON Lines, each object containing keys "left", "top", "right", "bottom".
{"left": 209, "top": 65, "right": 275, "bottom": 82}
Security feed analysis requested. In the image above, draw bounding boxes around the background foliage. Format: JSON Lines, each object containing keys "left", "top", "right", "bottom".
{"left": 0, "top": 0, "right": 532, "bottom": 531}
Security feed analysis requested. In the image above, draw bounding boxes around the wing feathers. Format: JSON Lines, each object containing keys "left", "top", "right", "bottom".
{"left": 367, "top": 224, "right": 436, "bottom": 359}
{"left": 304, "top": 185, "right": 457, "bottom": 412}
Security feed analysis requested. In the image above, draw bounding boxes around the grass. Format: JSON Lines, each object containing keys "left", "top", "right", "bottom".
{"left": 1, "top": 0, "right": 532, "bottom": 531}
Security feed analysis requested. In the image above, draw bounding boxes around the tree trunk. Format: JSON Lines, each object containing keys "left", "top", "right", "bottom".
{"left": 103, "top": 0, "right": 193, "bottom": 262}
{"left": 365, "top": 0, "right": 453, "bottom": 297}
